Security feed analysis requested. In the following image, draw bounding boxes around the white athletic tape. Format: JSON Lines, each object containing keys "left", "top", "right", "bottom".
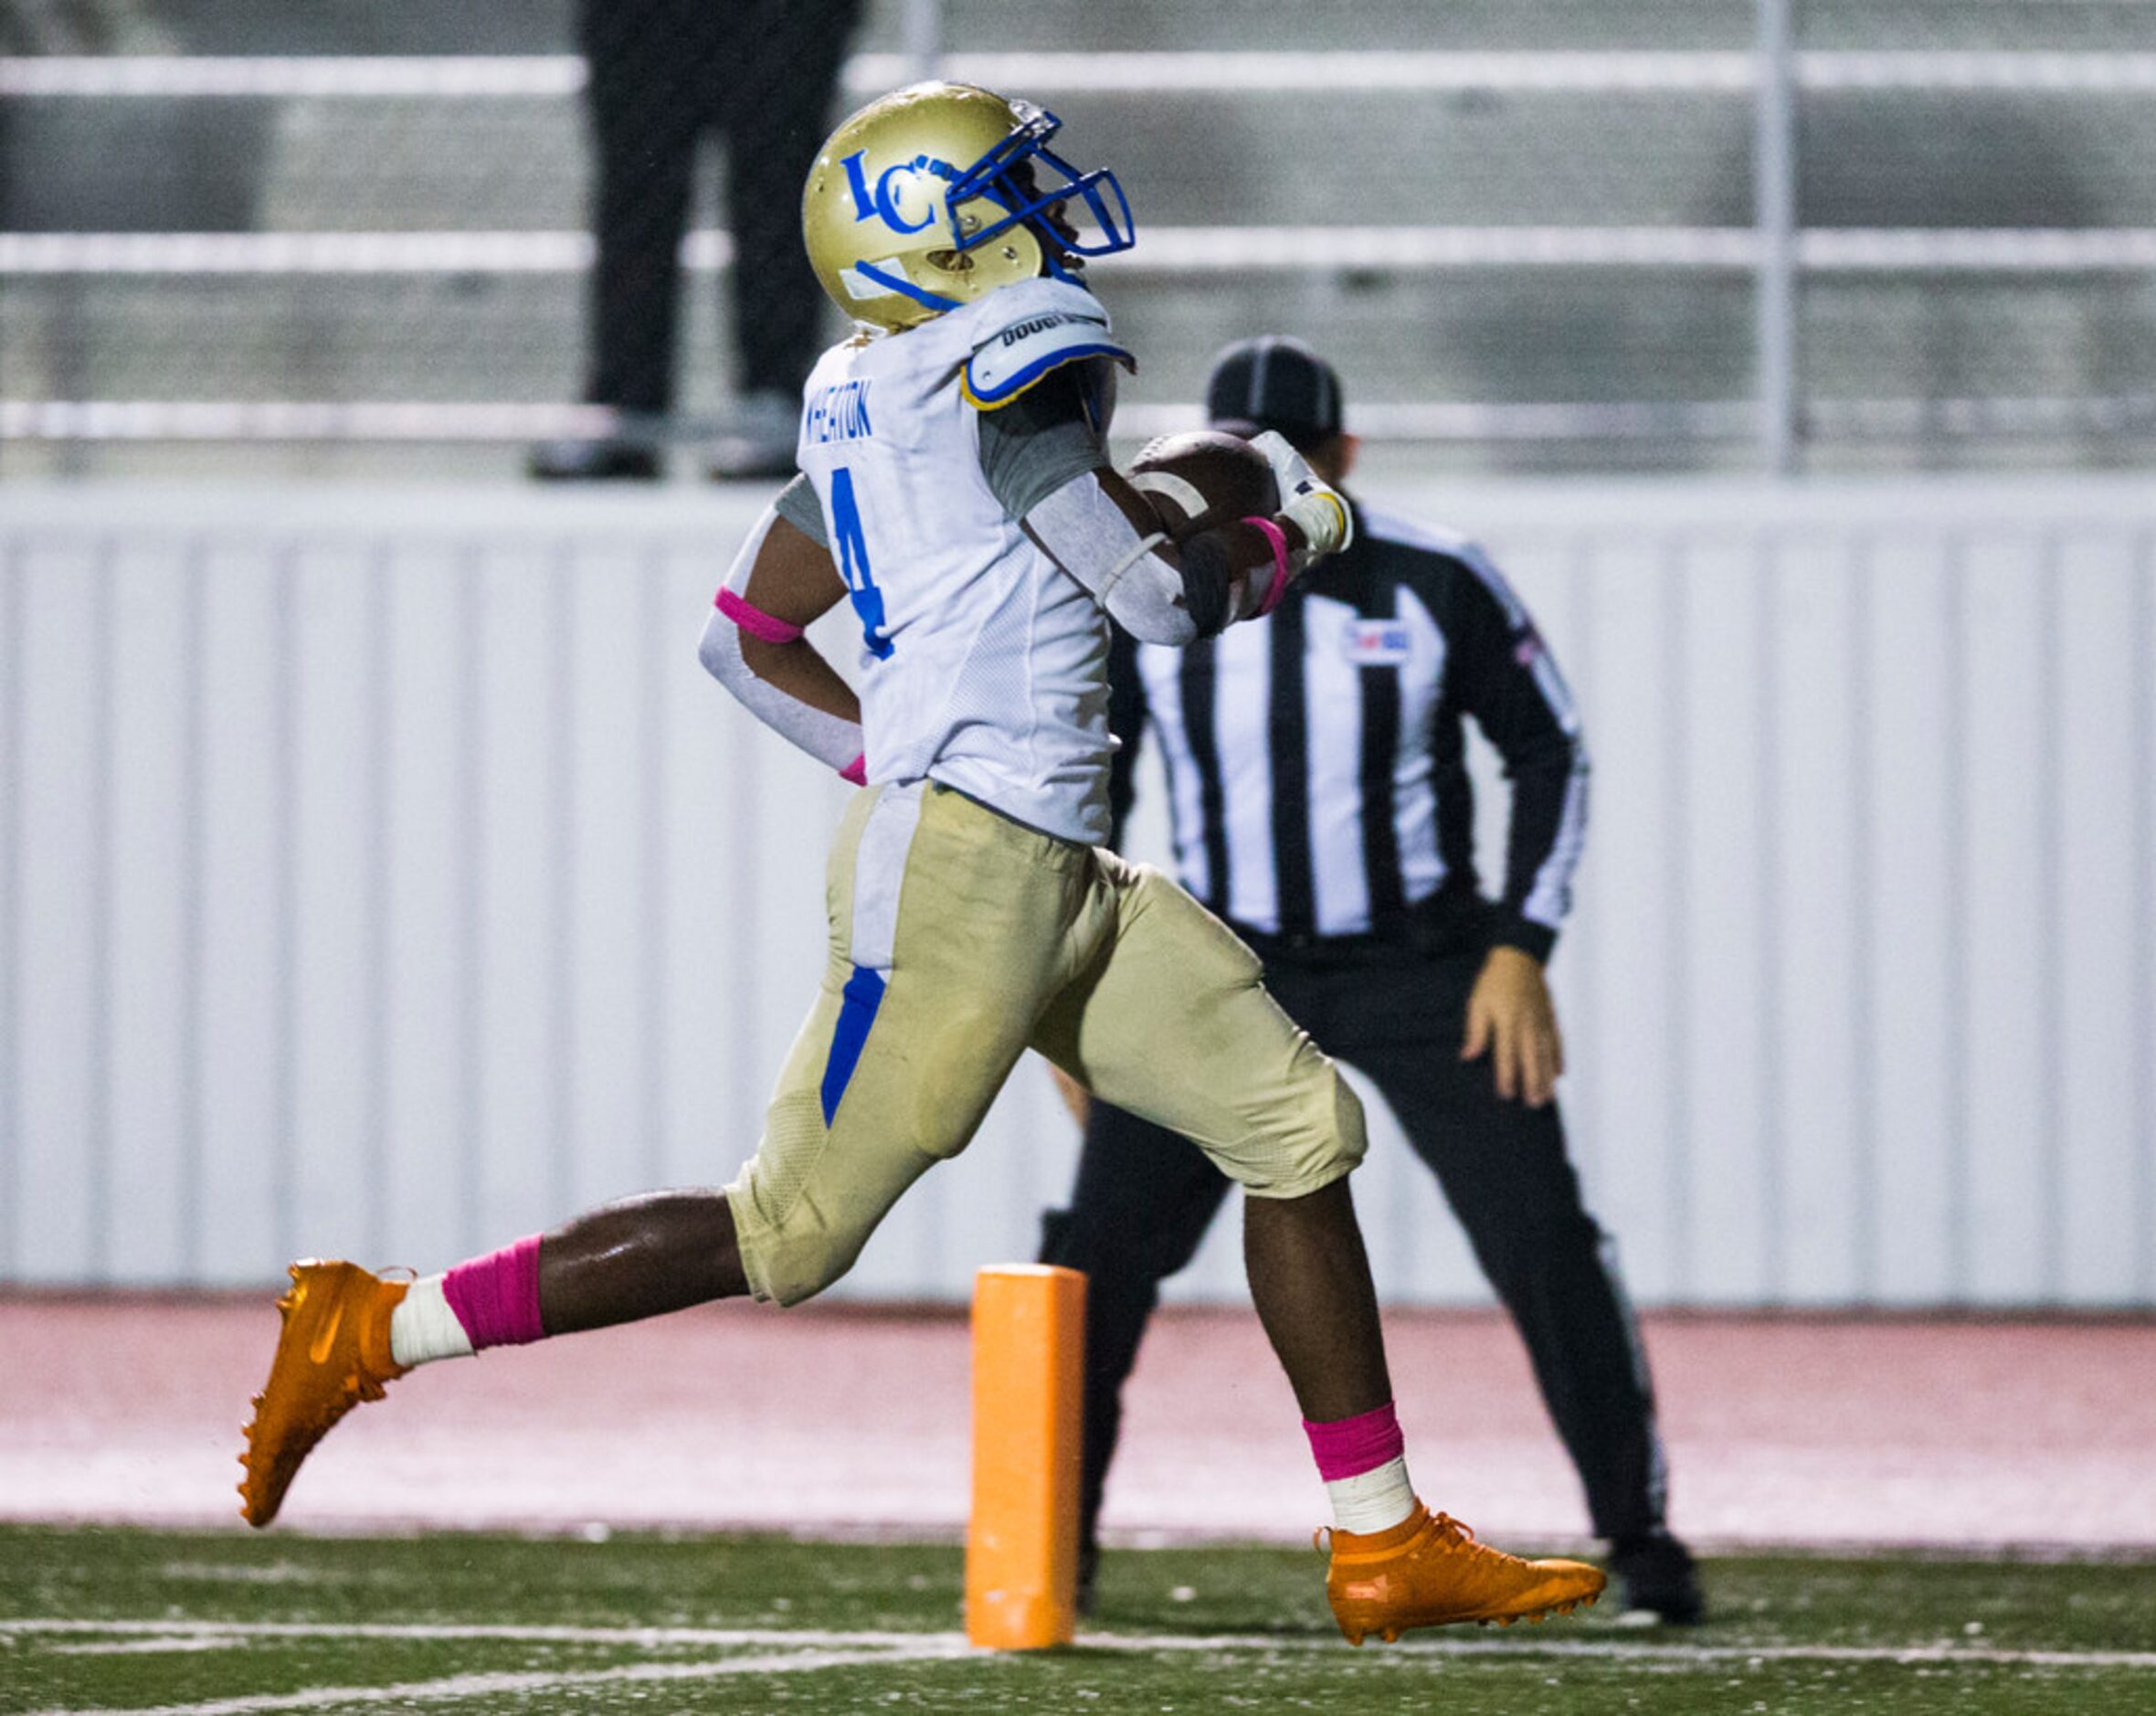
{"left": 1098, "top": 528, "right": 1172, "bottom": 599}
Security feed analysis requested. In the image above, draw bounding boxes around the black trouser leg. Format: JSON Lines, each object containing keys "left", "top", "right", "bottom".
{"left": 724, "top": 0, "right": 860, "bottom": 396}
{"left": 1038, "top": 1100, "right": 1233, "bottom": 1555}
{"left": 1440, "top": 1109, "right": 1665, "bottom": 1541}
{"left": 579, "top": 8, "right": 705, "bottom": 416}
{"left": 1345, "top": 955, "right": 1668, "bottom": 1541}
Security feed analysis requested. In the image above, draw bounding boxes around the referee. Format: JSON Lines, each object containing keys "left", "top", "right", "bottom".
{"left": 1039, "top": 336, "right": 1703, "bottom": 1624}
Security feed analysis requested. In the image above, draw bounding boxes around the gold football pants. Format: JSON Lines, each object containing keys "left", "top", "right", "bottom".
{"left": 726, "top": 780, "right": 1366, "bottom": 1305}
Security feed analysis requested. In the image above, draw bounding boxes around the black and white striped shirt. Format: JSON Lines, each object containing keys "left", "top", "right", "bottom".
{"left": 1111, "top": 501, "right": 1590, "bottom": 960}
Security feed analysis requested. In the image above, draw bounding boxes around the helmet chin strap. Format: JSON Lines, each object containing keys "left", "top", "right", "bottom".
{"left": 1035, "top": 236, "right": 1086, "bottom": 284}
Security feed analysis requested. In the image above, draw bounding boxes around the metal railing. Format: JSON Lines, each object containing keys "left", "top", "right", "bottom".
{"left": 6, "top": 27, "right": 2156, "bottom": 465}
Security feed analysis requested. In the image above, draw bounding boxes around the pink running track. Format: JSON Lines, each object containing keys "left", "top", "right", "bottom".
{"left": 4, "top": 1298, "right": 2151, "bottom": 1550}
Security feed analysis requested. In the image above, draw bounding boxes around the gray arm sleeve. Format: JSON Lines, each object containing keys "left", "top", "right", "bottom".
{"left": 773, "top": 472, "right": 829, "bottom": 547}
{"left": 983, "top": 363, "right": 1205, "bottom": 644}
{"left": 1025, "top": 472, "right": 1199, "bottom": 648}
{"left": 978, "top": 365, "right": 1112, "bottom": 520}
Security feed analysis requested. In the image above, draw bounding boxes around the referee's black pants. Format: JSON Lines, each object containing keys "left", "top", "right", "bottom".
{"left": 1039, "top": 925, "right": 1669, "bottom": 1552}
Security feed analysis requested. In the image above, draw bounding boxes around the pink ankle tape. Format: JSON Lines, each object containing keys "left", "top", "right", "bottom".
{"left": 443, "top": 1234, "right": 546, "bottom": 1351}
{"left": 715, "top": 587, "right": 804, "bottom": 644}
{"left": 1304, "top": 1401, "right": 1404, "bottom": 1482}
{"left": 1242, "top": 515, "right": 1293, "bottom": 617}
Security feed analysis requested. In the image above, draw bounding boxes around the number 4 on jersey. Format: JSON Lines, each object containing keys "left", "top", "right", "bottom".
{"left": 829, "top": 467, "right": 894, "bottom": 660}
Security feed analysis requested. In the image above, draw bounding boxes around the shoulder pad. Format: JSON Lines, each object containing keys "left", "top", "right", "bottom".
{"left": 962, "top": 288, "right": 1136, "bottom": 411}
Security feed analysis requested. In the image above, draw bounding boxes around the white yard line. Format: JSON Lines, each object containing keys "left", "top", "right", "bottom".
{"left": 48, "top": 1638, "right": 249, "bottom": 1656}
{"left": 8, "top": 1616, "right": 2156, "bottom": 1675}
{"left": 1105, "top": 1629, "right": 2156, "bottom": 1671}
{"left": 3, "top": 1619, "right": 939, "bottom": 1648}
{"left": 20, "top": 1637, "right": 976, "bottom": 1716}
{"left": 157, "top": 1563, "right": 325, "bottom": 1586}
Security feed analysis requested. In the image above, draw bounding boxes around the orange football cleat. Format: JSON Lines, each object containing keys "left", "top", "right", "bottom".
{"left": 1324, "top": 1500, "right": 1606, "bottom": 1644}
{"left": 237, "top": 1260, "right": 410, "bottom": 1528}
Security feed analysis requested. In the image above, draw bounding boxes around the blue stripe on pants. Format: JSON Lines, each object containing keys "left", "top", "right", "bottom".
{"left": 820, "top": 964, "right": 887, "bottom": 1126}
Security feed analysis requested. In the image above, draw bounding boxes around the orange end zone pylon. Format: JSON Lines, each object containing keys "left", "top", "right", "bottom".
{"left": 965, "top": 1263, "right": 1087, "bottom": 1650}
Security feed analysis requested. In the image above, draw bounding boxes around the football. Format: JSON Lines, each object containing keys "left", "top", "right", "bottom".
{"left": 1126, "top": 429, "right": 1277, "bottom": 542}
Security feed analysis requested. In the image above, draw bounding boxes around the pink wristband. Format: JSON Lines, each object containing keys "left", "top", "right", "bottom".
{"left": 1242, "top": 515, "right": 1293, "bottom": 618}
{"left": 715, "top": 586, "right": 804, "bottom": 644}
{"left": 840, "top": 753, "right": 867, "bottom": 785}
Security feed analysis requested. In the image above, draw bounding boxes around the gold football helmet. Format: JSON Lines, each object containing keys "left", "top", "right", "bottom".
{"left": 801, "top": 81, "right": 1135, "bottom": 332}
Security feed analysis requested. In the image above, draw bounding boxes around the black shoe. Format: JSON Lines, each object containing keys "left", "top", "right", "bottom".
{"left": 527, "top": 438, "right": 662, "bottom": 482}
{"left": 705, "top": 389, "right": 799, "bottom": 482}
{"left": 704, "top": 440, "right": 798, "bottom": 482}
{"left": 1074, "top": 1540, "right": 1100, "bottom": 1620}
{"left": 1607, "top": 1531, "right": 1705, "bottom": 1625}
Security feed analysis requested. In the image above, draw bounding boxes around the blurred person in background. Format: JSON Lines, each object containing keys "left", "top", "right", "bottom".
{"left": 530, "top": 0, "right": 862, "bottom": 482}
{"left": 1040, "top": 336, "right": 1704, "bottom": 1626}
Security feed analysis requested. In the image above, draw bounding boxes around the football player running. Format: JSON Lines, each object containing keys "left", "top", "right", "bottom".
{"left": 237, "top": 82, "right": 1604, "bottom": 1643}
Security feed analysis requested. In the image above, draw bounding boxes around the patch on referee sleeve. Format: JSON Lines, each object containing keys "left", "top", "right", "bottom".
{"left": 819, "top": 965, "right": 887, "bottom": 1126}
{"left": 1339, "top": 618, "right": 1415, "bottom": 665}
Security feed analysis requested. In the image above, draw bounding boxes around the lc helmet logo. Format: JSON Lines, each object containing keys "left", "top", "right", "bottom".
{"left": 802, "top": 81, "right": 1135, "bottom": 333}
{"left": 840, "top": 149, "right": 950, "bottom": 236}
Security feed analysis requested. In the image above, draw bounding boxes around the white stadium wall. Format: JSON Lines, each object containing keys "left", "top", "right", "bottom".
{"left": 1, "top": 476, "right": 2151, "bottom": 1307}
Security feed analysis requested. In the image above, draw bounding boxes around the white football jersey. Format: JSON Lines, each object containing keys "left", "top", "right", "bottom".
{"left": 795, "top": 278, "right": 1134, "bottom": 845}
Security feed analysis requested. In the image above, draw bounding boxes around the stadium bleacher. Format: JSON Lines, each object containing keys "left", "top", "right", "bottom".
{"left": 4, "top": 0, "right": 2156, "bottom": 475}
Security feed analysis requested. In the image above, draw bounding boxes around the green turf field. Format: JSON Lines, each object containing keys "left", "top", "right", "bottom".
{"left": 5, "top": 1524, "right": 2153, "bottom": 1714}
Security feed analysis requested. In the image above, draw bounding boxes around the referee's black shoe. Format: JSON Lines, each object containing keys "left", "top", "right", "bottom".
{"left": 1607, "top": 1531, "right": 1705, "bottom": 1625}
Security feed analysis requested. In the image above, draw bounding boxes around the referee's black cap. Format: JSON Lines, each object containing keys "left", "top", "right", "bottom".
{"left": 1204, "top": 336, "right": 1346, "bottom": 452}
